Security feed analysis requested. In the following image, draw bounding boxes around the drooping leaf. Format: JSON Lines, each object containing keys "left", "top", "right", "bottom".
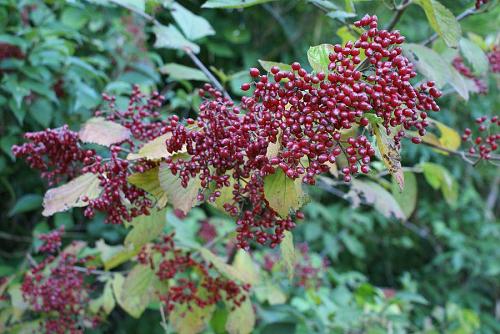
{"left": 159, "top": 160, "right": 201, "bottom": 215}
{"left": 373, "top": 124, "right": 404, "bottom": 191}
{"left": 459, "top": 38, "right": 489, "bottom": 74}
{"left": 345, "top": 179, "right": 406, "bottom": 220}
{"left": 415, "top": 0, "right": 462, "bottom": 47}
{"left": 124, "top": 208, "right": 167, "bottom": 248}
{"left": 258, "top": 60, "right": 292, "bottom": 73}
{"left": 391, "top": 172, "right": 418, "bottom": 219}
{"left": 280, "top": 231, "right": 296, "bottom": 279}
{"left": 127, "top": 133, "right": 173, "bottom": 160}
{"left": 153, "top": 24, "right": 200, "bottom": 53}
{"left": 79, "top": 117, "right": 131, "bottom": 147}
{"left": 431, "top": 118, "right": 461, "bottom": 152}
{"left": 420, "top": 162, "right": 458, "bottom": 205}
{"left": 160, "top": 63, "right": 208, "bottom": 81}
{"left": 169, "top": 302, "right": 215, "bottom": 334}
{"left": 307, "top": 44, "right": 335, "bottom": 73}
{"left": 128, "top": 167, "right": 168, "bottom": 208}
{"left": 447, "top": 64, "right": 469, "bottom": 100}
{"left": 263, "top": 168, "right": 306, "bottom": 218}
{"left": 96, "top": 239, "right": 140, "bottom": 270}
{"left": 170, "top": 2, "right": 215, "bottom": 40}
{"left": 200, "top": 248, "right": 255, "bottom": 284}
{"left": 113, "top": 265, "right": 156, "bottom": 318}
{"left": 402, "top": 43, "right": 449, "bottom": 88}
{"left": 89, "top": 280, "right": 115, "bottom": 315}
{"left": 42, "top": 173, "right": 102, "bottom": 216}
{"left": 225, "top": 294, "right": 255, "bottom": 334}
{"left": 202, "top": 0, "right": 276, "bottom": 9}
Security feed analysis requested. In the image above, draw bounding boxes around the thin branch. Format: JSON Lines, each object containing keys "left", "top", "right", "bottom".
{"left": 184, "top": 48, "right": 232, "bottom": 101}
{"left": 385, "top": 0, "right": 412, "bottom": 31}
{"left": 422, "top": 7, "right": 477, "bottom": 46}
{"left": 419, "top": 140, "right": 500, "bottom": 163}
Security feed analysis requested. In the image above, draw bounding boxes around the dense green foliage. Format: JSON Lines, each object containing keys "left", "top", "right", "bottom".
{"left": 0, "top": 0, "right": 499, "bottom": 333}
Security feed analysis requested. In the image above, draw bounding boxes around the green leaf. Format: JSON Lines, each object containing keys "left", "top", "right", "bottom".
{"left": 170, "top": 2, "right": 215, "bottom": 40}
{"left": 153, "top": 24, "right": 200, "bottom": 54}
{"left": 345, "top": 179, "right": 406, "bottom": 220}
{"left": 127, "top": 133, "right": 174, "bottom": 160}
{"left": 128, "top": 167, "right": 168, "bottom": 208}
{"left": 79, "top": 117, "right": 131, "bottom": 147}
{"left": 8, "top": 194, "right": 42, "bottom": 216}
{"left": 170, "top": 302, "right": 215, "bottom": 334}
{"left": 96, "top": 239, "right": 141, "bottom": 270}
{"left": 373, "top": 124, "right": 404, "bottom": 191}
{"left": 402, "top": 43, "right": 449, "bottom": 88}
{"left": 159, "top": 160, "right": 201, "bottom": 215}
{"left": 113, "top": 265, "right": 156, "bottom": 318}
{"left": 89, "top": 280, "right": 115, "bottom": 315}
{"left": 263, "top": 168, "right": 306, "bottom": 218}
{"left": 160, "top": 63, "right": 208, "bottom": 81}
{"left": 202, "top": 0, "right": 276, "bottom": 9}
{"left": 391, "top": 172, "right": 418, "bottom": 219}
{"left": 42, "top": 173, "right": 102, "bottom": 216}
{"left": 28, "top": 98, "right": 53, "bottom": 128}
{"left": 420, "top": 162, "right": 458, "bottom": 205}
{"left": 307, "top": 44, "right": 335, "bottom": 73}
{"left": 200, "top": 248, "right": 255, "bottom": 284}
{"left": 415, "top": 0, "right": 462, "bottom": 47}
{"left": 258, "top": 60, "right": 292, "bottom": 72}
{"left": 225, "top": 295, "right": 255, "bottom": 334}
{"left": 233, "top": 250, "right": 260, "bottom": 285}
{"left": 124, "top": 208, "right": 167, "bottom": 248}
{"left": 459, "top": 38, "right": 489, "bottom": 75}
{"left": 280, "top": 231, "right": 296, "bottom": 279}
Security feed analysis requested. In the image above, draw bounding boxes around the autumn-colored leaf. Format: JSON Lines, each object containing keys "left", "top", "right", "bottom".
{"left": 374, "top": 124, "right": 404, "bottom": 191}
{"left": 79, "top": 117, "right": 131, "bottom": 147}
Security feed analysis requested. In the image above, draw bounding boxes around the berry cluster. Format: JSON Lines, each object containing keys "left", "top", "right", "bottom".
{"left": 12, "top": 126, "right": 94, "bottom": 185}
{"left": 462, "top": 116, "right": 499, "bottom": 161}
{"left": 139, "top": 234, "right": 249, "bottom": 312}
{"left": 488, "top": 46, "right": 500, "bottom": 73}
{"left": 163, "top": 15, "right": 440, "bottom": 248}
{"left": 21, "top": 252, "right": 97, "bottom": 334}
{"left": 38, "top": 227, "right": 64, "bottom": 254}
{"left": 475, "top": 0, "right": 488, "bottom": 9}
{"left": 452, "top": 57, "right": 488, "bottom": 94}
{"left": 198, "top": 219, "right": 218, "bottom": 243}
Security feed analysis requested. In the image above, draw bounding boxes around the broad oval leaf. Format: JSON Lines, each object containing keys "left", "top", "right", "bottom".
{"left": 160, "top": 63, "right": 208, "bottom": 82}
{"left": 391, "top": 172, "right": 418, "bottom": 219}
{"left": 170, "top": 302, "right": 215, "bottom": 334}
{"left": 127, "top": 133, "right": 173, "bottom": 161}
{"left": 127, "top": 167, "right": 168, "bottom": 208}
{"left": 170, "top": 2, "right": 215, "bottom": 41}
{"left": 263, "top": 168, "right": 306, "bottom": 218}
{"left": 420, "top": 162, "right": 458, "bottom": 206}
{"left": 124, "top": 208, "right": 167, "bottom": 248}
{"left": 79, "top": 117, "right": 131, "bottom": 147}
{"left": 200, "top": 248, "right": 256, "bottom": 285}
{"left": 459, "top": 38, "right": 489, "bottom": 74}
{"left": 280, "top": 231, "right": 296, "bottom": 279}
{"left": 153, "top": 24, "right": 200, "bottom": 54}
{"left": 42, "top": 173, "right": 102, "bottom": 216}
{"left": 159, "top": 160, "right": 201, "bottom": 215}
{"left": 415, "top": 0, "right": 462, "bottom": 47}
{"left": 345, "top": 179, "right": 406, "bottom": 220}
{"left": 225, "top": 294, "right": 255, "bottom": 334}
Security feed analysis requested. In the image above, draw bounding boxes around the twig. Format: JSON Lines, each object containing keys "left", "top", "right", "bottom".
{"left": 419, "top": 140, "right": 500, "bottom": 163}
{"left": 422, "top": 7, "right": 477, "bottom": 46}
{"left": 385, "top": 0, "right": 412, "bottom": 31}
{"left": 184, "top": 48, "right": 232, "bottom": 101}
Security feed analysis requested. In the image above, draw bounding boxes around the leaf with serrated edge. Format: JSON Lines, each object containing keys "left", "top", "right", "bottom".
{"left": 42, "top": 173, "right": 102, "bottom": 216}
{"left": 200, "top": 248, "right": 255, "bottom": 284}
{"left": 127, "top": 167, "right": 168, "bottom": 208}
{"left": 346, "top": 179, "right": 406, "bottom": 220}
{"left": 171, "top": 2, "right": 215, "bottom": 41}
{"left": 124, "top": 208, "right": 167, "bottom": 248}
{"left": 373, "top": 124, "right": 404, "bottom": 191}
{"left": 79, "top": 117, "right": 131, "bottom": 147}
{"left": 225, "top": 294, "right": 255, "bottom": 334}
{"left": 112, "top": 266, "right": 156, "bottom": 318}
{"left": 263, "top": 168, "right": 305, "bottom": 217}
{"left": 415, "top": 0, "right": 461, "bottom": 48}
{"left": 159, "top": 160, "right": 201, "bottom": 214}
{"left": 127, "top": 133, "right": 172, "bottom": 160}
{"left": 169, "top": 302, "right": 215, "bottom": 334}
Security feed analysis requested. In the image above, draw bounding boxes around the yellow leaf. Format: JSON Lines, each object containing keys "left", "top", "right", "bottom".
{"left": 374, "top": 124, "right": 404, "bottom": 191}
{"left": 127, "top": 133, "right": 172, "bottom": 160}
{"left": 128, "top": 167, "right": 168, "bottom": 208}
